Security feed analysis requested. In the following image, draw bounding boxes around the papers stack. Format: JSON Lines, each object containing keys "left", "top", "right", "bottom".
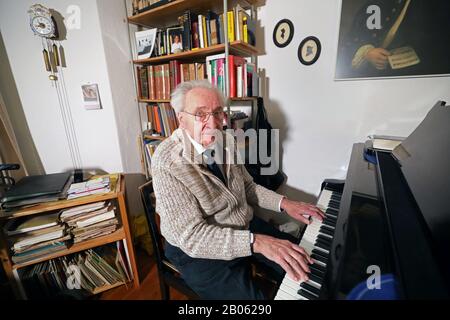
{"left": 60, "top": 201, "right": 119, "bottom": 243}
{"left": 4, "top": 212, "right": 69, "bottom": 264}
{"left": 20, "top": 243, "right": 129, "bottom": 298}
{"left": 67, "top": 176, "right": 110, "bottom": 200}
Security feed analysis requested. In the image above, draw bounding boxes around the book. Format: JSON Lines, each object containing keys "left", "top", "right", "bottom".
{"left": 369, "top": 135, "right": 405, "bottom": 151}
{"left": 13, "top": 228, "right": 66, "bottom": 251}
{"left": 135, "top": 28, "right": 157, "bottom": 60}
{"left": 1, "top": 172, "right": 72, "bottom": 209}
{"left": 4, "top": 211, "right": 60, "bottom": 236}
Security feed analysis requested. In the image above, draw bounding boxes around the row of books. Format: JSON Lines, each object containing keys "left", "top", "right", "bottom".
{"left": 131, "top": 0, "right": 170, "bottom": 15}
{"left": 143, "top": 140, "right": 162, "bottom": 173}
{"left": 67, "top": 175, "right": 110, "bottom": 200}
{"left": 172, "top": 7, "right": 255, "bottom": 55}
{"left": 137, "top": 62, "right": 206, "bottom": 100}
{"left": 20, "top": 243, "right": 130, "bottom": 298}
{"left": 60, "top": 201, "right": 119, "bottom": 244}
{"left": 145, "top": 103, "right": 178, "bottom": 137}
{"left": 206, "top": 53, "right": 259, "bottom": 98}
{"left": 137, "top": 56, "right": 258, "bottom": 101}
{"left": 3, "top": 201, "right": 119, "bottom": 264}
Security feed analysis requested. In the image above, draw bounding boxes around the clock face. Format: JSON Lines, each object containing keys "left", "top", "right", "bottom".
{"left": 30, "top": 16, "right": 55, "bottom": 37}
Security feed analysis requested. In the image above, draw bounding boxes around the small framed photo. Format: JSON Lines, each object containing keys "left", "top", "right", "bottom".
{"left": 166, "top": 26, "right": 184, "bottom": 54}
{"left": 135, "top": 28, "right": 157, "bottom": 59}
{"left": 273, "top": 19, "right": 294, "bottom": 48}
{"left": 298, "top": 36, "right": 322, "bottom": 66}
{"left": 82, "top": 84, "right": 101, "bottom": 110}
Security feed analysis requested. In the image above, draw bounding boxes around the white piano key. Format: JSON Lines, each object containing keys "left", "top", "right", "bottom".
{"left": 279, "top": 283, "right": 308, "bottom": 300}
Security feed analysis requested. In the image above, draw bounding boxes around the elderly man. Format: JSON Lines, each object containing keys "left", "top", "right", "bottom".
{"left": 152, "top": 80, "right": 324, "bottom": 299}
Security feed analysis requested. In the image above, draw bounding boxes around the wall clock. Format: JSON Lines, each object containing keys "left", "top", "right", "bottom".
{"left": 28, "top": 4, "right": 61, "bottom": 78}
{"left": 298, "top": 36, "right": 321, "bottom": 65}
{"left": 28, "top": 4, "right": 58, "bottom": 39}
{"left": 273, "top": 19, "right": 294, "bottom": 48}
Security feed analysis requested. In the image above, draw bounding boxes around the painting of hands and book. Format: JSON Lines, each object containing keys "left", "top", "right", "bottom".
{"left": 335, "top": 0, "right": 450, "bottom": 80}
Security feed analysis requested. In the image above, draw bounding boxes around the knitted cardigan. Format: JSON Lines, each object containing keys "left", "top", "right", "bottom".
{"left": 152, "top": 128, "right": 283, "bottom": 260}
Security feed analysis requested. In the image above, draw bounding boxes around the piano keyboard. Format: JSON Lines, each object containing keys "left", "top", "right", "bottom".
{"left": 274, "top": 187, "right": 342, "bottom": 300}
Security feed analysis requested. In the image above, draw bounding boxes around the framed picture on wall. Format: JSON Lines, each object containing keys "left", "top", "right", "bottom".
{"left": 335, "top": 0, "right": 450, "bottom": 80}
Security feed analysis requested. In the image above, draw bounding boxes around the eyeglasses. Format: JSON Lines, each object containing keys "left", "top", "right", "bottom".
{"left": 183, "top": 110, "right": 225, "bottom": 122}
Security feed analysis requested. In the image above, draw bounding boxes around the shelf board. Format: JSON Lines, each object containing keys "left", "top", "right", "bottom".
{"left": 12, "top": 228, "right": 126, "bottom": 269}
{"left": 0, "top": 175, "right": 123, "bottom": 220}
{"left": 139, "top": 99, "right": 171, "bottom": 103}
{"left": 139, "top": 97, "right": 258, "bottom": 103}
{"left": 143, "top": 135, "right": 168, "bottom": 141}
{"left": 91, "top": 281, "right": 128, "bottom": 295}
{"left": 128, "top": 0, "right": 259, "bottom": 28}
{"left": 133, "top": 41, "right": 258, "bottom": 65}
{"left": 230, "top": 97, "right": 258, "bottom": 101}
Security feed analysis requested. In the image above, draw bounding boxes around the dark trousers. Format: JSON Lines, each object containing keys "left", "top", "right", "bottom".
{"left": 164, "top": 216, "right": 298, "bottom": 300}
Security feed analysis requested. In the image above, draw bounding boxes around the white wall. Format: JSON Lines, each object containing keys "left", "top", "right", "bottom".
{"left": 257, "top": 0, "right": 450, "bottom": 200}
{"left": 96, "top": 0, "right": 142, "bottom": 173}
{"left": 0, "top": 0, "right": 128, "bottom": 174}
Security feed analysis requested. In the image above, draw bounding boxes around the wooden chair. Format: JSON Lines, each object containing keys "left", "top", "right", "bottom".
{"left": 138, "top": 180, "right": 199, "bottom": 300}
{"left": 139, "top": 179, "right": 280, "bottom": 300}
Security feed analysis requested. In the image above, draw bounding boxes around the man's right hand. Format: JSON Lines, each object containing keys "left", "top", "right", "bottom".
{"left": 252, "top": 234, "right": 313, "bottom": 282}
{"left": 365, "top": 48, "right": 391, "bottom": 70}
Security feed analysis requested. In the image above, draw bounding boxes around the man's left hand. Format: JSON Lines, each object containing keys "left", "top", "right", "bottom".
{"left": 280, "top": 198, "right": 325, "bottom": 224}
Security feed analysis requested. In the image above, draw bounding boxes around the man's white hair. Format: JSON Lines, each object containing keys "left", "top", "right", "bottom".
{"left": 170, "top": 80, "right": 226, "bottom": 113}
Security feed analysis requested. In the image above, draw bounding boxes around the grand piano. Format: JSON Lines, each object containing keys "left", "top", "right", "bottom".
{"left": 275, "top": 101, "right": 450, "bottom": 300}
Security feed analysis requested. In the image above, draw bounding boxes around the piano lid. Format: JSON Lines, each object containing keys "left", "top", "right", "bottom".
{"left": 392, "top": 101, "right": 450, "bottom": 278}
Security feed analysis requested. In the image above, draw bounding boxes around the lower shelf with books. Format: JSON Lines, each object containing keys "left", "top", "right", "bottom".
{"left": 16, "top": 241, "right": 133, "bottom": 300}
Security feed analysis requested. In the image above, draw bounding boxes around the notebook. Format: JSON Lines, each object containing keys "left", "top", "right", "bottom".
{"left": 0, "top": 172, "right": 72, "bottom": 208}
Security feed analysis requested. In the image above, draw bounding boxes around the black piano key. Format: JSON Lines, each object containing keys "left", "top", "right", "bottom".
{"left": 298, "top": 288, "right": 317, "bottom": 300}
{"left": 326, "top": 215, "right": 337, "bottom": 222}
{"left": 325, "top": 212, "right": 338, "bottom": 219}
{"left": 319, "top": 226, "right": 334, "bottom": 236}
{"left": 331, "top": 194, "right": 341, "bottom": 201}
{"left": 329, "top": 199, "right": 340, "bottom": 207}
{"left": 310, "top": 266, "right": 325, "bottom": 278}
{"left": 311, "top": 263, "right": 326, "bottom": 273}
{"left": 318, "top": 234, "right": 332, "bottom": 244}
{"left": 312, "top": 249, "right": 328, "bottom": 259}
{"left": 310, "top": 263, "right": 326, "bottom": 274}
{"left": 301, "top": 282, "right": 321, "bottom": 296}
{"left": 321, "top": 224, "right": 335, "bottom": 232}
{"left": 328, "top": 202, "right": 340, "bottom": 210}
{"left": 323, "top": 218, "right": 336, "bottom": 227}
{"left": 326, "top": 208, "right": 339, "bottom": 215}
{"left": 315, "top": 237, "right": 330, "bottom": 246}
{"left": 311, "top": 253, "right": 327, "bottom": 264}
{"left": 309, "top": 273, "right": 323, "bottom": 285}
{"left": 315, "top": 240, "right": 331, "bottom": 251}
{"left": 323, "top": 221, "right": 335, "bottom": 229}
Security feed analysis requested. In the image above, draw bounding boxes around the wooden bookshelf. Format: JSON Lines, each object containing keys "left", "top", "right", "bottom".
{"left": 0, "top": 174, "right": 140, "bottom": 299}
{"left": 139, "top": 99, "right": 171, "bottom": 103}
{"left": 134, "top": 41, "right": 258, "bottom": 65}
{"left": 230, "top": 97, "right": 258, "bottom": 101}
{"left": 12, "top": 228, "right": 126, "bottom": 269}
{"left": 128, "top": 0, "right": 259, "bottom": 28}
{"left": 128, "top": 0, "right": 261, "bottom": 178}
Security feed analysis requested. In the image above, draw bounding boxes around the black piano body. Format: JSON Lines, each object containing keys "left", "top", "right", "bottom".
{"left": 316, "top": 101, "right": 450, "bottom": 299}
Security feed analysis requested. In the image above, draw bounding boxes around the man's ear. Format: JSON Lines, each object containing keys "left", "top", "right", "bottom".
{"left": 177, "top": 112, "right": 184, "bottom": 127}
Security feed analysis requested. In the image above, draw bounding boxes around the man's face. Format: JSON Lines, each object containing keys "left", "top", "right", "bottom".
{"left": 178, "top": 87, "right": 224, "bottom": 147}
